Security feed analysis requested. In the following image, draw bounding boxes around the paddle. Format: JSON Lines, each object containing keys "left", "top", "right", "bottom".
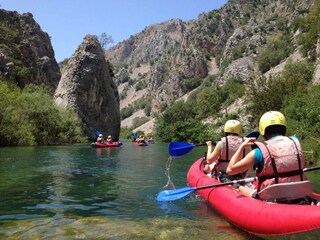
{"left": 95, "top": 131, "right": 108, "bottom": 143}
{"left": 168, "top": 131, "right": 260, "bottom": 157}
{"left": 157, "top": 177, "right": 257, "bottom": 202}
{"left": 156, "top": 166, "right": 320, "bottom": 202}
{"left": 303, "top": 166, "right": 320, "bottom": 172}
{"left": 168, "top": 141, "right": 214, "bottom": 157}
{"left": 245, "top": 131, "right": 259, "bottom": 139}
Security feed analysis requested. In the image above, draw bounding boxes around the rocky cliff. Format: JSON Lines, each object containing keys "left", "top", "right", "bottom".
{"left": 54, "top": 35, "right": 120, "bottom": 140}
{"left": 105, "top": 0, "right": 317, "bottom": 132}
{"left": 106, "top": 19, "right": 208, "bottom": 114}
{"left": 0, "top": 10, "right": 60, "bottom": 90}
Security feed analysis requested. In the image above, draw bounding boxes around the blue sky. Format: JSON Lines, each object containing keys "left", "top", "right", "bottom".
{"left": 1, "top": 0, "right": 228, "bottom": 62}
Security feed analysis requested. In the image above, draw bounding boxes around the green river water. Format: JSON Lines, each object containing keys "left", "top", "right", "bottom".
{"left": 0, "top": 140, "right": 319, "bottom": 240}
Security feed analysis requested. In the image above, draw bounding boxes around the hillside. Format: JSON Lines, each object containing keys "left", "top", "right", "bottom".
{"left": 105, "top": 0, "right": 319, "bottom": 134}
{"left": 0, "top": 10, "right": 120, "bottom": 143}
{"left": 0, "top": 9, "right": 60, "bottom": 90}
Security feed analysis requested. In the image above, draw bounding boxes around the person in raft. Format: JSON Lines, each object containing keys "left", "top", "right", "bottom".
{"left": 226, "top": 111, "right": 308, "bottom": 199}
{"left": 136, "top": 135, "right": 146, "bottom": 144}
{"left": 204, "top": 120, "right": 250, "bottom": 182}
{"left": 106, "top": 135, "right": 113, "bottom": 144}
{"left": 96, "top": 134, "right": 105, "bottom": 143}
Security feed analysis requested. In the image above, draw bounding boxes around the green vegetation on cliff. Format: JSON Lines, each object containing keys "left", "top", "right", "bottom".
{"left": 0, "top": 81, "right": 87, "bottom": 146}
{"left": 248, "top": 60, "right": 320, "bottom": 162}
{"left": 154, "top": 77, "right": 245, "bottom": 143}
{"left": 154, "top": 60, "right": 320, "bottom": 163}
{"left": 153, "top": 1, "right": 320, "bottom": 164}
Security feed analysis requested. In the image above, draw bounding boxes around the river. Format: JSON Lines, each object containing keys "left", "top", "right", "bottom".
{"left": 0, "top": 140, "right": 319, "bottom": 239}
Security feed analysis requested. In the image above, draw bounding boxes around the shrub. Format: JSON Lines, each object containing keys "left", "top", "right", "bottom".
{"left": 132, "top": 117, "right": 149, "bottom": 129}
{"left": 223, "top": 77, "right": 245, "bottom": 105}
{"left": 119, "top": 127, "right": 134, "bottom": 139}
{"left": 118, "top": 68, "right": 130, "bottom": 84}
{"left": 297, "top": 0, "right": 320, "bottom": 57}
{"left": 0, "top": 81, "right": 86, "bottom": 146}
{"left": 120, "top": 105, "right": 134, "bottom": 120}
{"left": 246, "top": 60, "right": 314, "bottom": 124}
{"left": 182, "top": 77, "right": 203, "bottom": 93}
{"left": 192, "top": 86, "right": 227, "bottom": 118}
{"left": 154, "top": 101, "right": 209, "bottom": 143}
{"left": 257, "top": 36, "right": 293, "bottom": 73}
{"left": 284, "top": 85, "right": 320, "bottom": 164}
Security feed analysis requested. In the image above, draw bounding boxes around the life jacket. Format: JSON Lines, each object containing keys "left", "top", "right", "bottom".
{"left": 218, "top": 135, "right": 248, "bottom": 172}
{"left": 255, "top": 136, "right": 306, "bottom": 192}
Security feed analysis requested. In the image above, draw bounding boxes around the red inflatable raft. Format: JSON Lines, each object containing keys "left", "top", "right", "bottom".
{"left": 187, "top": 158, "right": 320, "bottom": 239}
{"left": 135, "top": 142, "right": 148, "bottom": 147}
{"left": 91, "top": 142, "right": 123, "bottom": 148}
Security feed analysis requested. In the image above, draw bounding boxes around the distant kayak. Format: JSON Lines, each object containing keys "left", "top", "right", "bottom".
{"left": 91, "top": 142, "right": 123, "bottom": 148}
{"left": 135, "top": 142, "right": 148, "bottom": 147}
{"left": 147, "top": 140, "right": 155, "bottom": 144}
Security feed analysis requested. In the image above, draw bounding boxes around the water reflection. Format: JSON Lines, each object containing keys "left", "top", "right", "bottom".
{"left": 95, "top": 147, "right": 112, "bottom": 157}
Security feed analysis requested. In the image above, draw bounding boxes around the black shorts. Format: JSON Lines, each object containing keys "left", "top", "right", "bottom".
{"left": 251, "top": 191, "right": 259, "bottom": 199}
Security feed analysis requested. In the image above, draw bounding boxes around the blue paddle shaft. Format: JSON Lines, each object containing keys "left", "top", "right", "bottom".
{"left": 157, "top": 177, "right": 257, "bottom": 202}
{"left": 157, "top": 166, "right": 320, "bottom": 202}
{"left": 168, "top": 131, "right": 259, "bottom": 157}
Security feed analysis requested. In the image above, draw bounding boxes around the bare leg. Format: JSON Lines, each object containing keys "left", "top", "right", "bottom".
{"left": 238, "top": 186, "right": 256, "bottom": 197}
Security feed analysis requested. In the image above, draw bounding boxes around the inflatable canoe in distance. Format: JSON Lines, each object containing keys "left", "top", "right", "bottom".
{"left": 135, "top": 141, "right": 148, "bottom": 147}
{"left": 91, "top": 142, "right": 123, "bottom": 148}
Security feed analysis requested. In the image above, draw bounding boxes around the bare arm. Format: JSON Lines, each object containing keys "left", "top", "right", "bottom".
{"left": 226, "top": 138, "right": 256, "bottom": 175}
{"left": 206, "top": 141, "right": 221, "bottom": 164}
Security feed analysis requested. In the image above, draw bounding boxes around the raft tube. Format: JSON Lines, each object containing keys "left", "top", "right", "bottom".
{"left": 187, "top": 158, "right": 320, "bottom": 239}
{"left": 135, "top": 142, "right": 148, "bottom": 146}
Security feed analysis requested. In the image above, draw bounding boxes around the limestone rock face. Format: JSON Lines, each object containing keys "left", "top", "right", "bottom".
{"left": 107, "top": 0, "right": 316, "bottom": 117}
{"left": 0, "top": 10, "right": 60, "bottom": 90}
{"left": 218, "top": 57, "right": 256, "bottom": 85}
{"left": 54, "top": 35, "right": 120, "bottom": 140}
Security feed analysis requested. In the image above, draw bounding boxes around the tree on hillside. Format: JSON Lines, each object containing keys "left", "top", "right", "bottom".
{"left": 297, "top": 0, "right": 320, "bottom": 58}
{"left": 246, "top": 60, "right": 314, "bottom": 124}
{"left": 154, "top": 101, "right": 208, "bottom": 143}
{"left": 99, "top": 32, "right": 114, "bottom": 49}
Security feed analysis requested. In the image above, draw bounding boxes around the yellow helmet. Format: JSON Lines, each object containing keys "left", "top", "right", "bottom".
{"left": 99, "top": 134, "right": 103, "bottom": 137}
{"left": 224, "top": 120, "right": 242, "bottom": 135}
{"left": 259, "top": 111, "right": 287, "bottom": 135}
{"left": 108, "top": 135, "right": 111, "bottom": 138}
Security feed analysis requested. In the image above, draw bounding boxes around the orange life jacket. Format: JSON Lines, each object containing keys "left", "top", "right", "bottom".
{"left": 255, "top": 136, "right": 306, "bottom": 192}
{"left": 218, "top": 135, "right": 248, "bottom": 172}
